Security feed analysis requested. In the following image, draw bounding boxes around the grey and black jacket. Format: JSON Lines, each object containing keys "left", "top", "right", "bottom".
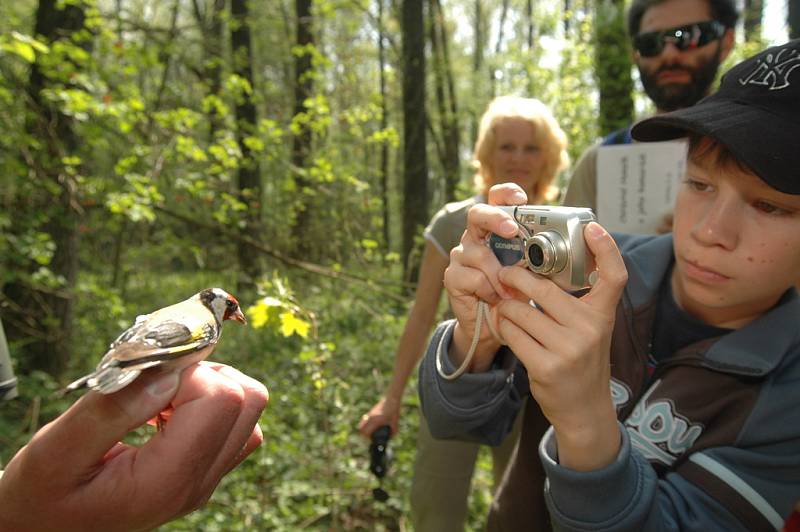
{"left": 419, "top": 233, "right": 800, "bottom": 532}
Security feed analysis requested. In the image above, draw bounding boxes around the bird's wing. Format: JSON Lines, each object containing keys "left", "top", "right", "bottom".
{"left": 108, "top": 312, "right": 152, "bottom": 348}
{"left": 99, "top": 320, "right": 219, "bottom": 368}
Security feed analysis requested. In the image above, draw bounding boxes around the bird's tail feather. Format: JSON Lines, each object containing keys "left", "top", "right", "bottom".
{"left": 62, "top": 366, "right": 142, "bottom": 395}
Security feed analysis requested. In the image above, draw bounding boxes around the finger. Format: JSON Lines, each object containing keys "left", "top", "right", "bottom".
{"left": 133, "top": 364, "right": 266, "bottom": 495}
{"left": 206, "top": 361, "right": 270, "bottom": 407}
{"left": 464, "top": 203, "right": 520, "bottom": 243}
{"left": 486, "top": 183, "right": 528, "bottom": 206}
{"left": 31, "top": 370, "right": 180, "bottom": 477}
{"left": 496, "top": 297, "right": 565, "bottom": 352}
{"left": 498, "top": 266, "right": 578, "bottom": 326}
{"left": 496, "top": 316, "right": 552, "bottom": 378}
{"left": 359, "top": 415, "right": 381, "bottom": 439}
{"left": 446, "top": 250, "right": 508, "bottom": 303}
{"left": 358, "top": 413, "right": 370, "bottom": 436}
{"left": 205, "top": 364, "right": 269, "bottom": 477}
{"left": 102, "top": 442, "right": 134, "bottom": 463}
{"left": 581, "top": 223, "right": 628, "bottom": 313}
{"left": 225, "top": 423, "right": 264, "bottom": 474}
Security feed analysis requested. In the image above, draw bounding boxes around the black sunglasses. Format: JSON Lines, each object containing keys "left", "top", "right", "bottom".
{"left": 633, "top": 21, "right": 726, "bottom": 58}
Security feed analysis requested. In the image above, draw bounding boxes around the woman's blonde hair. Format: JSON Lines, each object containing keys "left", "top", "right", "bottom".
{"left": 472, "top": 96, "right": 569, "bottom": 203}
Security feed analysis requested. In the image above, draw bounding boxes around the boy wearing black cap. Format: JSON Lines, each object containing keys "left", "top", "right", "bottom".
{"left": 418, "top": 40, "right": 800, "bottom": 531}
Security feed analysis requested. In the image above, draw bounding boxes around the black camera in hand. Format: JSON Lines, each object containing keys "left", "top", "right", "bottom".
{"left": 369, "top": 425, "right": 392, "bottom": 501}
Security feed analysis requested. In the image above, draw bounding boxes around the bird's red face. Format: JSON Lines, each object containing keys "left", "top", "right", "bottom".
{"left": 223, "top": 295, "right": 247, "bottom": 324}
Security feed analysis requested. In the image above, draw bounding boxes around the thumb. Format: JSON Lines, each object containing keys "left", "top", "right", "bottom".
{"left": 582, "top": 222, "right": 628, "bottom": 312}
{"left": 36, "top": 370, "right": 180, "bottom": 475}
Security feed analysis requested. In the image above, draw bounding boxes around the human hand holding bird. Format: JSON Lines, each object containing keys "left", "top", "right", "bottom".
{"left": 1, "top": 363, "right": 268, "bottom": 531}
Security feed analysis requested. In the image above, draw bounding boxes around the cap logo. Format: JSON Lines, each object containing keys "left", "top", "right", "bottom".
{"left": 738, "top": 47, "right": 800, "bottom": 91}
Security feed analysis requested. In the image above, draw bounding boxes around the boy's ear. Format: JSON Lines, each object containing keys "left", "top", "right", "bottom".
{"left": 719, "top": 29, "right": 735, "bottom": 63}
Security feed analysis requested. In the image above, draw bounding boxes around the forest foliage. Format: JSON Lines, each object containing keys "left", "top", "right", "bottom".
{"left": 0, "top": 0, "right": 785, "bottom": 529}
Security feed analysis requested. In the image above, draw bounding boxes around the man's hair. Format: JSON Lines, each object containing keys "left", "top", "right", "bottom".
{"left": 627, "top": 0, "right": 739, "bottom": 37}
{"left": 472, "top": 96, "right": 569, "bottom": 203}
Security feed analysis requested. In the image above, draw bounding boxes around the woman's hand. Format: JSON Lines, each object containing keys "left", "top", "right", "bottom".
{"left": 359, "top": 396, "right": 401, "bottom": 438}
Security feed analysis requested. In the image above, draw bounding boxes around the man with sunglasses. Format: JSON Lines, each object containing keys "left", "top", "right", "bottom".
{"left": 562, "top": 0, "right": 737, "bottom": 210}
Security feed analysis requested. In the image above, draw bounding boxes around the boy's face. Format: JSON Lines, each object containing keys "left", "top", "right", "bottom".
{"left": 671, "top": 142, "right": 800, "bottom": 327}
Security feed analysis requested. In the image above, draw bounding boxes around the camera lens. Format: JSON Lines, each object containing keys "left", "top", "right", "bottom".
{"left": 528, "top": 243, "right": 545, "bottom": 268}
{"left": 526, "top": 231, "right": 567, "bottom": 275}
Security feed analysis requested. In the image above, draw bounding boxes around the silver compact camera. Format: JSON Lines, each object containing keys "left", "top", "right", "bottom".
{"left": 488, "top": 205, "right": 597, "bottom": 292}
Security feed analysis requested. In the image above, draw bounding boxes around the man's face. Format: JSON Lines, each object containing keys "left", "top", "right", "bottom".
{"left": 671, "top": 142, "right": 800, "bottom": 328}
{"left": 635, "top": 0, "right": 731, "bottom": 112}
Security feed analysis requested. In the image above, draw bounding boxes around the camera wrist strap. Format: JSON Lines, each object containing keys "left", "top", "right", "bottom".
{"left": 436, "top": 300, "right": 499, "bottom": 380}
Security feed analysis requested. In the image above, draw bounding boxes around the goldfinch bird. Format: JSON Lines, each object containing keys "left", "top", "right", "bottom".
{"left": 65, "top": 287, "right": 246, "bottom": 395}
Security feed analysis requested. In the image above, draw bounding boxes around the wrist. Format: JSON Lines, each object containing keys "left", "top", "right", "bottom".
{"left": 451, "top": 323, "right": 500, "bottom": 373}
{"left": 382, "top": 393, "right": 402, "bottom": 408}
{"left": 552, "top": 406, "right": 620, "bottom": 471}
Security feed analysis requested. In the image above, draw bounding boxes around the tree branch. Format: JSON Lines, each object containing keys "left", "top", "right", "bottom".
{"left": 152, "top": 205, "right": 413, "bottom": 302}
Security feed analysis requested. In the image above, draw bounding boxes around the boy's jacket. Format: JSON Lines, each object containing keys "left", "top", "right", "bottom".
{"left": 420, "top": 233, "right": 800, "bottom": 531}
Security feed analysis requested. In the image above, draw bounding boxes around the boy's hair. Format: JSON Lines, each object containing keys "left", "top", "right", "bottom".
{"left": 631, "top": 40, "right": 800, "bottom": 195}
{"left": 472, "top": 96, "right": 569, "bottom": 202}
{"left": 627, "top": 0, "right": 739, "bottom": 37}
{"left": 688, "top": 134, "right": 753, "bottom": 176}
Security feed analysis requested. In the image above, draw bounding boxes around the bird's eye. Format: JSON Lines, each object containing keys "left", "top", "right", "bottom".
{"left": 226, "top": 299, "right": 236, "bottom": 309}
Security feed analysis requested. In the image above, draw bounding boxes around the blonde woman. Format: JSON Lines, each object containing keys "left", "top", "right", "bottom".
{"left": 359, "top": 96, "right": 569, "bottom": 531}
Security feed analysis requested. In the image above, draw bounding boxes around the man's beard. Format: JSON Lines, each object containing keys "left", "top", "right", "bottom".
{"left": 639, "top": 45, "right": 723, "bottom": 112}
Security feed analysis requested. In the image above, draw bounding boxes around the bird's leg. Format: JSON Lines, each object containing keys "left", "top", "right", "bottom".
{"left": 149, "top": 405, "right": 174, "bottom": 431}
{"left": 156, "top": 412, "right": 167, "bottom": 431}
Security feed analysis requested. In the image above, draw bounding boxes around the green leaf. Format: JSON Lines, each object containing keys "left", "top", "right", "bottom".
{"left": 1, "top": 41, "right": 35, "bottom": 63}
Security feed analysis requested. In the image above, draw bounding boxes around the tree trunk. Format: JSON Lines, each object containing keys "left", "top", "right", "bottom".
{"left": 470, "top": 0, "right": 484, "bottom": 144}
{"left": 489, "top": 0, "right": 510, "bottom": 96}
{"left": 594, "top": 0, "right": 634, "bottom": 136}
{"left": 564, "top": 0, "right": 572, "bottom": 33}
{"left": 152, "top": 0, "right": 181, "bottom": 114}
{"left": 377, "top": 0, "right": 390, "bottom": 251}
{"left": 526, "top": 0, "right": 536, "bottom": 51}
{"left": 743, "top": 0, "right": 763, "bottom": 42}
{"left": 429, "top": 0, "right": 459, "bottom": 203}
{"left": 231, "top": 0, "right": 262, "bottom": 289}
{"left": 401, "top": 0, "right": 428, "bottom": 287}
{"left": 4, "top": 0, "right": 87, "bottom": 377}
{"left": 789, "top": 0, "right": 799, "bottom": 39}
{"left": 290, "top": 0, "right": 314, "bottom": 258}
{"left": 192, "top": 0, "right": 227, "bottom": 142}
{"left": 526, "top": 0, "right": 537, "bottom": 95}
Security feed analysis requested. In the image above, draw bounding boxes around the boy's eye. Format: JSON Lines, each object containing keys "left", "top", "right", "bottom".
{"left": 683, "top": 177, "right": 710, "bottom": 191}
{"left": 524, "top": 145, "right": 540, "bottom": 154}
{"left": 753, "top": 200, "right": 790, "bottom": 215}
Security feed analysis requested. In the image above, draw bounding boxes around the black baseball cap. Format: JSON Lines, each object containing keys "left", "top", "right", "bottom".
{"left": 631, "top": 39, "right": 800, "bottom": 195}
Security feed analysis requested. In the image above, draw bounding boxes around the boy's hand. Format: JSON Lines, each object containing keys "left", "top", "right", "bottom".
{"left": 496, "top": 221, "right": 628, "bottom": 471}
{"left": 443, "top": 183, "right": 527, "bottom": 372}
